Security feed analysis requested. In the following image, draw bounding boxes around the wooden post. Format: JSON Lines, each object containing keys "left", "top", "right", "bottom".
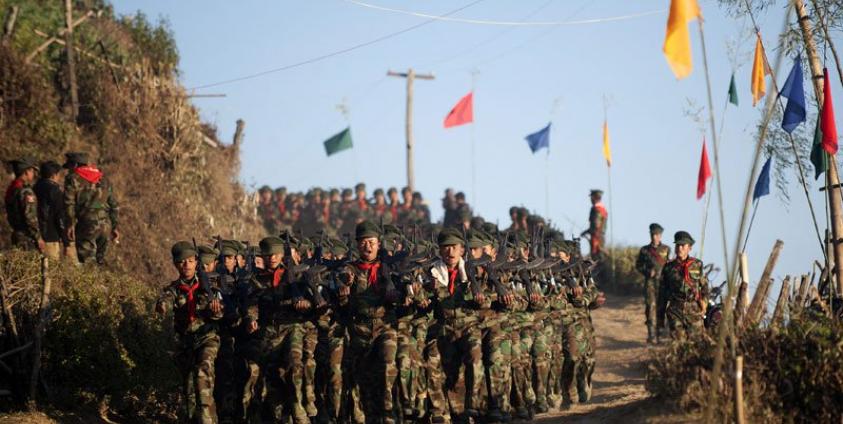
{"left": 735, "top": 356, "right": 746, "bottom": 424}
{"left": 232, "top": 119, "right": 245, "bottom": 147}
{"left": 746, "top": 240, "right": 784, "bottom": 325}
{"left": 771, "top": 276, "right": 791, "bottom": 328}
{"left": 2, "top": 5, "right": 18, "bottom": 43}
{"left": 64, "top": 0, "right": 79, "bottom": 121}
{"left": 387, "top": 69, "right": 434, "bottom": 193}
{"left": 736, "top": 253, "right": 750, "bottom": 325}
{"left": 25, "top": 10, "right": 96, "bottom": 63}
{"left": 794, "top": 0, "right": 843, "bottom": 296}
{"left": 28, "top": 257, "right": 52, "bottom": 409}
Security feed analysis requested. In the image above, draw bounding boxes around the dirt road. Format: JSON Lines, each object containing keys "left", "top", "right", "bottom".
{"left": 536, "top": 294, "right": 690, "bottom": 424}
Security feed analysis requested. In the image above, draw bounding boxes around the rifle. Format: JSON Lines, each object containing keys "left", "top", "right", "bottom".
{"left": 192, "top": 237, "right": 217, "bottom": 300}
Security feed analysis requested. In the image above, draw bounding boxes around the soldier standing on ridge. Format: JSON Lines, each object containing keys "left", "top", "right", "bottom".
{"left": 63, "top": 152, "right": 119, "bottom": 265}
{"left": 5, "top": 157, "right": 44, "bottom": 252}
{"left": 635, "top": 223, "right": 671, "bottom": 344}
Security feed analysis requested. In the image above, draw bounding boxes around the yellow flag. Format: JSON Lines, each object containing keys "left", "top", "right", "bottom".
{"left": 602, "top": 120, "right": 612, "bottom": 167}
{"left": 751, "top": 34, "right": 770, "bottom": 106}
{"left": 663, "top": 0, "right": 702, "bottom": 79}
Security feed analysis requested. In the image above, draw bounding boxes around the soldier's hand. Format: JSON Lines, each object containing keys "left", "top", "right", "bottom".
{"left": 246, "top": 320, "right": 259, "bottom": 334}
{"left": 294, "top": 299, "right": 312, "bottom": 311}
{"left": 573, "top": 286, "right": 584, "bottom": 298}
{"left": 155, "top": 302, "right": 166, "bottom": 314}
{"left": 595, "top": 292, "right": 606, "bottom": 308}
{"left": 66, "top": 227, "right": 75, "bottom": 242}
{"left": 529, "top": 292, "right": 541, "bottom": 304}
{"left": 418, "top": 298, "right": 431, "bottom": 309}
{"left": 649, "top": 270, "right": 656, "bottom": 278}
{"left": 338, "top": 284, "right": 351, "bottom": 297}
{"left": 37, "top": 238, "right": 46, "bottom": 253}
{"left": 502, "top": 293, "right": 514, "bottom": 307}
{"left": 475, "top": 292, "right": 486, "bottom": 305}
{"left": 404, "top": 296, "right": 413, "bottom": 307}
{"left": 210, "top": 299, "right": 223, "bottom": 314}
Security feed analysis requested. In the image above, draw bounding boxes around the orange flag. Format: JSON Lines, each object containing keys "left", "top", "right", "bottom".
{"left": 751, "top": 34, "right": 770, "bottom": 106}
{"left": 663, "top": 0, "right": 701, "bottom": 79}
{"left": 443, "top": 92, "right": 474, "bottom": 128}
{"left": 602, "top": 121, "right": 612, "bottom": 167}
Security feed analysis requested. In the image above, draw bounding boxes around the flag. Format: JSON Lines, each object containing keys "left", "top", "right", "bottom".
{"left": 811, "top": 116, "right": 829, "bottom": 179}
{"left": 821, "top": 68, "right": 838, "bottom": 154}
{"left": 779, "top": 55, "right": 806, "bottom": 133}
{"left": 753, "top": 157, "right": 772, "bottom": 201}
{"left": 697, "top": 137, "right": 712, "bottom": 199}
{"left": 751, "top": 34, "right": 770, "bottom": 106}
{"left": 602, "top": 120, "right": 612, "bottom": 167}
{"left": 728, "top": 73, "right": 739, "bottom": 106}
{"left": 323, "top": 127, "right": 353, "bottom": 156}
{"left": 525, "top": 123, "right": 551, "bottom": 154}
{"left": 663, "top": 0, "right": 701, "bottom": 79}
{"left": 443, "top": 92, "right": 474, "bottom": 128}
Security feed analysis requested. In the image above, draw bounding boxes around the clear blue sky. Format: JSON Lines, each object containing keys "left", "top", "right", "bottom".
{"left": 114, "top": 0, "right": 838, "bottom": 293}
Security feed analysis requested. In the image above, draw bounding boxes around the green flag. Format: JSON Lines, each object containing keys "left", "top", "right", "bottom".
{"left": 728, "top": 73, "right": 739, "bottom": 106}
{"left": 810, "top": 116, "right": 828, "bottom": 180}
{"left": 323, "top": 127, "right": 353, "bottom": 156}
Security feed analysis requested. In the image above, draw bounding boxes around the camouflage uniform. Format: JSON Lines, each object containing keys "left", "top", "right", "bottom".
{"left": 339, "top": 259, "right": 399, "bottom": 423}
{"left": 5, "top": 177, "right": 41, "bottom": 250}
{"left": 635, "top": 242, "right": 670, "bottom": 342}
{"left": 158, "top": 274, "right": 223, "bottom": 424}
{"left": 211, "top": 271, "right": 240, "bottom": 424}
{"left": 657, "top": 256, "right": 708, "bottom": 340}
{"left": 314, "top": 295, "right": 347, "bottom": 424}
{"left": 64, "top": 167, "right": 118, "bottom": 264}
{"left": 545, "top": 282, "right": 570, "bottom": 410}
{"left": 508, "top": 271, "right": 536, "bottom": 419}
{"left": 561, "top": 276, "right": 600, "bottom": 406}
{"left": 475, "top": 269, "right": 510, "bottom": 420}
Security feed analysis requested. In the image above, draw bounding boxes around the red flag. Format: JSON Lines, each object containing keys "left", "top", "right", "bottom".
{"left": 697, "top": 137, "right": 712, "bottom": 199}
{"left": 443, "top": 92, "right": 473, "bottom": 128}
{"left": 822, "top": 68, "right": 838, "bottom": 154}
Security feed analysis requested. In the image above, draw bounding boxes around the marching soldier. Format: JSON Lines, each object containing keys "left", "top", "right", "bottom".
{"left": 63, "top": 152, "right": 119, "bottom": 265}
{"left": 4, "top": 157, "right": 44, "bottom": 252}
{"left": 635, "top": 223, "right": 671, "bottom": 343}
{"left": 657, "top": 231, "right": 709, "bottom": 340}
{"left": 156, "top": 241, "right": 224, "bottom": 424}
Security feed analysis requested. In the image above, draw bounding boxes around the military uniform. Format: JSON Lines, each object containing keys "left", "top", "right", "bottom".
{"left": 63, "top": 153, "right": 118, "bottom": 264}
{"left": 635, "top": 223, "right": 671, "bottom": 343}
{"left": 657, "top": 231, "right": 708, "bottom": 340}
{"left": 584, "top": 190, "right": 607, "bottom": 259}
{"left": 158, "top": 242, "right": 223, "bottom": 424}
{"left": 5, "top": 158, "right": 41, "bottom": 250}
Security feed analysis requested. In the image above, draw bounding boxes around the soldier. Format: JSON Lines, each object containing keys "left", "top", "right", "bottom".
{"left": 198, "top": 245, "right": 219, "bottom": 274}
{"left": 212, "top": 240, "right": 242, "bottom": 424}
{"left": 156, "top": 241, "right": 224, "bottom": 424}
{"left": 428, "top": 228, "right": 484, "bottom": 422}
{"left": 656, "top": 231, "right": 708, "bottom": 340}
{"left": 581, "top": 190, "right": 607, "bottom": 260}
{"left": 257, "top": 186, "right": 277, "bottom": 234}
{"left": 242, "top": 235, "right": 314, "bottom": 423}
{"left": 337, "top": 221, "right": 400, "bottom": 424}
{"left": 442, "top": 189, "right": 458, "bottom": 228}
{"left": 275, "top": 187, "right": 291, "bottom": 232}
{"left": 63, "top": 152, "right": 119, "bottom": 265}
{"left": 371, "top": 189, "right": 392, "bottom": 224}
{"left": 387, "top": 187, "right": 400, "bottom": 223}
{"left": 34, "top": 161, "right": 66, "bottom": 261}
{"left": 635, "top": 223, "right": 671, "bottom": 343}
{"left": 353, "top": 183, "right": 370, "bottom": 219}
{"left": 4, "top": 158, "right": 44, "bottom": 251}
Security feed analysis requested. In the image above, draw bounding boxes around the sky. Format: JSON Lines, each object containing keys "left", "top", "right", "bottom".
{"left": 113, "top": 0, "right": 840, "bottom": 295}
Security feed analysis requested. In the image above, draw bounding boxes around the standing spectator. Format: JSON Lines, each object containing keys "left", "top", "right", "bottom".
{"left": 34, "top": 161, "right": 66, "bottom": 261}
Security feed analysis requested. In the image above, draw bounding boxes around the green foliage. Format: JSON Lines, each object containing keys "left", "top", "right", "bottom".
{"left": 601, "top": 246, "right": 645, "bottom": 294}
{"left": 119, "top": 11, "right": 179, "bottom": 75}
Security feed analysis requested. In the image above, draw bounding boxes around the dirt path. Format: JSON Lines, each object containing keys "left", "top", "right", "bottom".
{"left": 536, "top": 293, "right": 690, "bottom": 424}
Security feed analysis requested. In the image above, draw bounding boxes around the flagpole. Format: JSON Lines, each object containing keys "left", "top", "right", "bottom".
{"left": 471, "top": 70, "right": 479, "bottom": 208}
{"left": 603, "top": 95, "right": 616, "bottom": 278}
{"left": 741, "top": 201, "right": 760, "bottom": 255}
{"left": 699, "top": 175, "right": 713, "bottom": 261}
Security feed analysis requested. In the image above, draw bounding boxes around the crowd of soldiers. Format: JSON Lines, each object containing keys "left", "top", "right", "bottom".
{"left": 3, "top": 153, "right": 119, "bottom": 264}
{"left": 157, "top": 211, "right": 606, "bottom": 424}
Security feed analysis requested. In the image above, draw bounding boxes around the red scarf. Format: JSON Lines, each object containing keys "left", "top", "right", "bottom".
{"left": 374, "top": 204, "right": 387, "bottom": 215}
{"left": 356, "top": 261, "right": 381, "bottom": 287}
{"left": 447, "top": 268, "right": 459, "bottom": 295}
{"left": 266, "top": 267, "right": 285, "bottom": 288}
{"left": 177, "top": 278, "right": 201, "bottom": 323}
{"left": 4, "top": 178, "right": 23, "bottom": 204}
{"left": 277, "top": 201, "right": 286, "bottom": 216}
{"left": 390, "top": 205, "right": 398, "bottom": 220}
{"left": 677, "top": 257, "right": 700, "bottom": 301}
{"left": 593, "top": 202, "right": 608, "bottom": 219}
{"left": 75, "top": 165, "right": 103, "bottom": 184}
{"left": 357, "top": 199, "right": 369, "bottom": 211}
{"left": 648, "top": 244, "right": 667, "bottom": 265}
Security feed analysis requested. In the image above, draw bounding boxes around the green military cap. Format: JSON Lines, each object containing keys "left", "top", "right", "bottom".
{"left": 342, "top": 188, "right": 353, "bottom": 197}
{"left": 383, "top": 224, "right": 401, "bottom": 237}
{"left": 382, "top": 234, "right": 399, "bottom": 252}
{"left": 277, "top": 230, "right": 302, "bottom": 249}
{"left": 299, "top": 237, "right": 314, "bottom": 252}
{"left": 234, "top": 240, "right": 247, "bottom": 255}
{"left": 259, "top": 236, "right": 285, "bottom": 256}
{"left": 171, "top": 241, "right": 197, "bottom": 262}
{"left": 329, "top": 188, "right": 340, "bottom": 196}
{"left": 312, "top": 187, "right": 323, "bottom": 196}
{"left": 373, "top": 188, "right": 384, "bottom": 196}
{"left": 218, "top": 240, "right": 239, "bottom": 256}
{"left": 457, "top": 207, "right": 472, "bottom": 221}
{"left": 259, "top": 185, "right": 272, "bottom": 194}
{"left": 356, "top": 220, "right": 381, "bottom": 240}
{"left": 455, "top": 191, "right": 466, "bottom": 201}
{"left": 674, "top": 231, "right": 695, "bottom": 246}
{"left": 437, "top": 227, "right": 465, "bottom": 247}
{"left": 198, "top": 245, "right": 219, "bottom": 265}
{"left": 551, "top": 240, "right": 570, "bottom": 255}
{"left": 481, "top": 222, "right": 498, "bottom": 236}
{"left": 590, "top": 189, "right": 603, "bottom": 197}
{"left": 355, "top": 182, "right": 366, "bottom": 192}
{"left": 330, "top": 239, "right": 349, "bottom": 256}
{"left": 649, "top": 223, "right": 664, "bottom": 235}
{"left": 10, "top": 157, "right": 37, "bottom": 175}
{"left": 387, "top": 187, "right": 397, "bottom": 195}
{"left": 466, "top": 230, "right": 489, "bottom": 249}
{"left": 62, "top": 152, "right": 88, "bottom": 169}
{"left": 274, "top": 186, "right": 287, "bottom": 196}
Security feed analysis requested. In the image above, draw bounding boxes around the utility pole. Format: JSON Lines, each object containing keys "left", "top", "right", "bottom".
{"left": 64, "top": 0, "right": 79, "bottom": 121}
{"left": 387, "top": 68, "right": 434, "bottom": 192}
{"left": 794, "top": 0, "right": 843, "bottom": 295}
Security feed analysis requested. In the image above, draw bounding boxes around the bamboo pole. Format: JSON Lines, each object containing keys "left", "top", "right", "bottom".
{"left": 28, "top": 257, "right": 52, "bottom": 409}
{"left": 735, "top": 356, "right": 746, "bottom": 424}
{"left": 771, "top": 276, "right": 791, "bottom": 327}
{"left": 746, "top": 240, "right": 784, "bottom": 326}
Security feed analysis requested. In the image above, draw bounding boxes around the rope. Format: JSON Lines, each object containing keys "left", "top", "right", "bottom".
{"left": 345, "top": 0, "right": 665, "bottom": 27}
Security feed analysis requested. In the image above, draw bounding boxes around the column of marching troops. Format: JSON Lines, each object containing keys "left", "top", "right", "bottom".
{"left": 157, "top": 218, "right": 608, "bottom": 424}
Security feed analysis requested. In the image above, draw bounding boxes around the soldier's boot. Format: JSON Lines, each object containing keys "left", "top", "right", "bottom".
{"left": 646, "top": 325, "right": 655, "bottom": 344}
{"left": 655, "top": 327, "right": 662, "bottom": 344}
{"left": 485, "top": 398, "right": 503, "bottom": 423}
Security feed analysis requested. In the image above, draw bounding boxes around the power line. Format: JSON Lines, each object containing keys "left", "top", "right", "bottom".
{"left": 345, "top": 0, "right": 665, "bottom": 27}
{"left": 188, "top": 0, "right": 487, "bottom": 90}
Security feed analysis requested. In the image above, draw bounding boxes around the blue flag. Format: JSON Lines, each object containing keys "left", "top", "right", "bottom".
{"left": 780, "top": 55, "right": 806, "bottom": 133}
{"left": 525, "top": 123, "right": 551, "bottom": 153}
{"left": 753, "top": 157, "right": 772, "bottom": 201}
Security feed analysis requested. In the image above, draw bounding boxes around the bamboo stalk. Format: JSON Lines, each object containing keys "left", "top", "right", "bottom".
{"left": 771, "top": 276, "right": 791, "bottom": 328}
{"left": 735, "top": 356, "right": 746, "bottom": 424}
{"left": 746, "top": 240, "right": 784, "bottom": 326}
{"left": 27, "top": 257, "right": 52, "bottom": 410}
